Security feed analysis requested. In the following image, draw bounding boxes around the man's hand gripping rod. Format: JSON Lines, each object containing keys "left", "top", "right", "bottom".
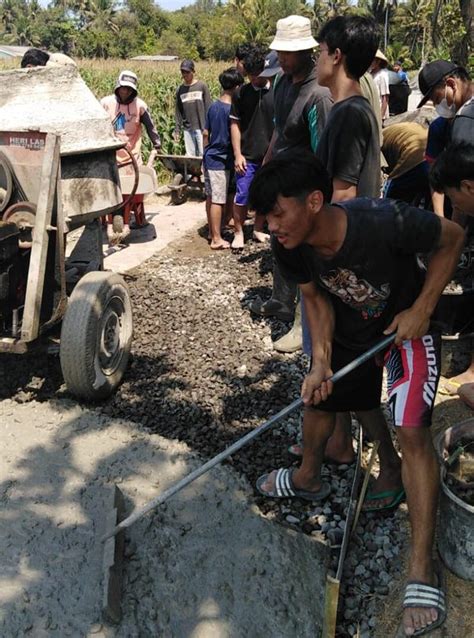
{"left": 102, "top": 333, "right": 395, "bottom": 541}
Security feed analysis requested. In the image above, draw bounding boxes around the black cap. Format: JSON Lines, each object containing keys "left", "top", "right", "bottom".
{"left": 259, "top": 50, "right": 281, "bottom": 78}
{"left": 180, "top": 59, "right": 195, "bottom": 73}
{"left": 417, "top": 60, "right": 460, "bottom": 107}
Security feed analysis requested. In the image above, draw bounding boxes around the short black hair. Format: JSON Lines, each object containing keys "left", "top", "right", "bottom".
{"left": 318, "top": 16, "right": 379, "bottom": 80}
{"left": 243, "top": 48, "right": 267, "bottom": 76}
{"left": 219, "top": 67, "right": 244, "bottom": 91}
{"left": 235, "top": 43, "right": 254, "bottom": 62}
{"left": 21, "top": 48, "right": 50, "bottom": 68}
{"left": 248, "top": 152, "right": 333, "bottom": 215}
{"left": 430, "top": 142, "right": 474, "bottom": 192}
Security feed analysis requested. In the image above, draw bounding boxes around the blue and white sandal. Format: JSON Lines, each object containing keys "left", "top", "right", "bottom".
{"left": 256, "top": 467, "right": 331, "bottom": 502}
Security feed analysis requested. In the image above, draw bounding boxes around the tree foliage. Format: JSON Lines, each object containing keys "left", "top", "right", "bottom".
{"left": 0, "top": 0, "right": 471, "bottom": 65}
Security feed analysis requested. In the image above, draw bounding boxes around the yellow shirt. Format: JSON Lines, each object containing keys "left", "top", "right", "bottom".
{"left": 382, "top": 123, "right": 428, "bottom": 179}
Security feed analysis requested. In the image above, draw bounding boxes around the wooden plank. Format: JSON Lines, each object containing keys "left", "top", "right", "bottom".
{"left": 322, "top": 575, "right": 340, "bottom": 638}
{"left": 21, "top": 133, "right": 61, "bottom": 342}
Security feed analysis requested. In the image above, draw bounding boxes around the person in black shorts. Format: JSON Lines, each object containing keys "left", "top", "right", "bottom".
{"left": 230, "top": 47, "right": 274, "bottom": 248}
{"left": 250, "top": 153, "right": 464, "bottom": 637}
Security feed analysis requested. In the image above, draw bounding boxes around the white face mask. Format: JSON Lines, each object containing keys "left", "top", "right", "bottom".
{"left": 435, "top": 85, "right": 457, "bottom": 119}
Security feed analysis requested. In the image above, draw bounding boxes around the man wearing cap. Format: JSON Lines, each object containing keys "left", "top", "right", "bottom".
{"left": 418, "top": 60, "right": 473, "bottom": 142}
{"left": 101, "top": 70, "right": 162, "bottom": 239}
{"left": 250, "top": 14, "right": 332, "bottom": 322}
{"left": 230, "top": 48, "right": 276, "bottom": 249}
{"left": 370, "top": 49, "right": 390, "bottom": 121}
{"left": 174, "top": 60, "right": 212, "bottom": 157}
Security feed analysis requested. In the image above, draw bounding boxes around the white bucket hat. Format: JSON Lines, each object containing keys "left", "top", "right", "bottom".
{"left": 374, "top": 49, "right": 388, "bottom": 63}
{"left": 269, "top": 15, "right": 317, "bottom": 52}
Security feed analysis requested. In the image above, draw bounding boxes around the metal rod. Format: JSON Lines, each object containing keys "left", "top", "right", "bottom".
{"left": 102, "top": 333, "right": 396, "bottom": 541}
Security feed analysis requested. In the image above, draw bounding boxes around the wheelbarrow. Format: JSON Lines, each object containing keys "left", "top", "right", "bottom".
{"left": 157, "top": 153, "right": 204, "bottom": 205}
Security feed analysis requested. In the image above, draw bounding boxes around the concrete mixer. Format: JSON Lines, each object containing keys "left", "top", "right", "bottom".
{"left": 0, "top": 64, "right": 134, "bottom": 400}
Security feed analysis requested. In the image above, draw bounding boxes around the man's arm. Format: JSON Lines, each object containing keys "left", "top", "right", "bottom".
{"left": 300, "top": 281, "right": 336, "bottom": 405}
{"left": 230, "top": 119, "right": 246, "bottom": 174}
{"left": 174, "top": 89, "right": 184, "bottom": 140}
{"left": 380, "top": 94, "right": 389, "bottom": 120}
{"left": 203, "top": 83, "right": 212, "bottom": 114}
{"left": 332, "top": 179, "right": 357, "bottom": 202}
{"left": 431, "top": 190, "right": 445, "bottom": 217}
{"left": 140, "top": 108, "right": 162, "bottom": 151}
{"left": 202, "top": 128, "right": 209, "bottom": 149}
{"left": 384, "top": 217, "right": 465, "bottom": 343}
{"left": 262, "top": 129, "right": 276, "bottom": 165}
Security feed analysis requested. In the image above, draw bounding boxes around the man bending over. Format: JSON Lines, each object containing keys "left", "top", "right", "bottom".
{"left": 249, "top": 153, "right": 464, "bottom": 637}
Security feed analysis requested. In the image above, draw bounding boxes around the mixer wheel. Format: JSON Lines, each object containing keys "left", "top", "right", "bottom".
{"left": 60, "top": 271, "right": 133, "bottom": 401}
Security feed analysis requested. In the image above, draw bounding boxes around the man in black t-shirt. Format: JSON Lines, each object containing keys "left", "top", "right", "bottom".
{"left": 316, "top": 16, "right": 381, "bottom": 200}
{"left": 230, "top": 48, "right": 274, "bottom": 248}
{"left": 249, "top": 153, "right": 464, "bottom": 638}
{"left": 287, "top": 16, "right": 382, "bottom": 463}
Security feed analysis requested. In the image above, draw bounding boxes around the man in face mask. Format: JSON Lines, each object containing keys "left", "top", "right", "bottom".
{"left": 417, "top": 60, "right": 473, "bottom": 142}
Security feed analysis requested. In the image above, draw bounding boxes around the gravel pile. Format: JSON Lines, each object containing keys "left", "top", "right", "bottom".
{"left": 1, "top": 234, "right": 409, "bottom": 636}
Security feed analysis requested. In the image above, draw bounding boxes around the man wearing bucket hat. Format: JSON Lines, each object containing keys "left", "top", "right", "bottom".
{"left": 101, "top": 70, "right": 162, "bottom": 240}
{"left": 370, "top": 49, "right": 390, "bottom": 121}
{"left": 249, "top": 14, "right": 332, "bottom": 324}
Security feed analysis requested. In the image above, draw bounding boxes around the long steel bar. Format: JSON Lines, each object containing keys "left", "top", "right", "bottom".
{"left": 102, "top": 333, "right": 396, "bottom": 541}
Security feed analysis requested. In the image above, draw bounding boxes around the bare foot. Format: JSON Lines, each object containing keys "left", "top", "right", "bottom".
{"left": 231, "top": 232, "right": 244, "bottom": 250}
{"left": 252, "top": 230, "right": 270, "bottom": 243}
{"left": 442, "top": 368, "right": 474, "bottom": 394}
{"left": 210, "top": 240, "right": 230, "bottom": 250}
{"left": 458, "top": 382, "right": 474, "bottom": 409}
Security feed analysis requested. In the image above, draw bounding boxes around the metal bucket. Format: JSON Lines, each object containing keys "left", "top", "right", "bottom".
{"left": 435, "top": 419, "right": 474, "bottom": 581}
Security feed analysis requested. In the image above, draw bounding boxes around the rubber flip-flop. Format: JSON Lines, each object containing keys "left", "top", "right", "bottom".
{"left": 288, "top": 443, "right": 356, "bottom": 466}
{"left": 401, "top": 562, "right": 447, "bottom": 636}
{"left": 438, "top": 380, "right": 461, "bottom": 396}
{"left": 363, "top": 487, "right": 406, "bottom": 512}
{"left": 256, "top": 467, "right": 331, "bottom": 502}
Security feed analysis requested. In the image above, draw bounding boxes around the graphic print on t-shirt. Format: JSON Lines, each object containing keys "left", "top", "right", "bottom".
{"left": 181, "top": 91, "right": 204, "bottom": 104}
{"left": 319, "top": 268, "right": 390, "bottom": 319}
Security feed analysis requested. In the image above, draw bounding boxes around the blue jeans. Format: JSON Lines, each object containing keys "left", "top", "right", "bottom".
{"left": 183, "top": 129, "right": 203, "bottom": 157}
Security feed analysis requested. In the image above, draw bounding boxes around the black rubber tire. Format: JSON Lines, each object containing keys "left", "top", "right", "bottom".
{"left": 60, "top": 271, "right": 133, "bottom": 401}
{"left": 171, "top": 173, "right": 187, "bottom": 205}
